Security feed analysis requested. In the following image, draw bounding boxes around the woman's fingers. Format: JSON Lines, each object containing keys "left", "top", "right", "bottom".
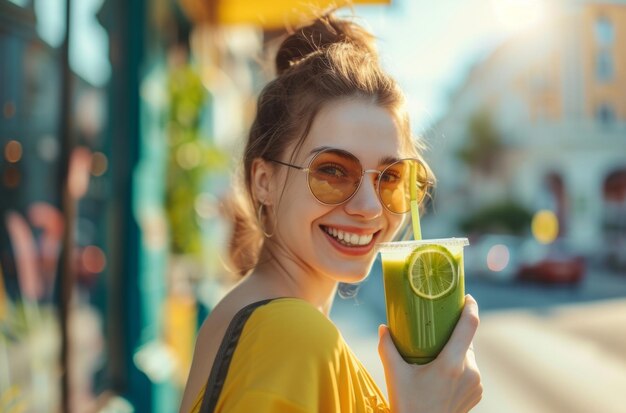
{"left": 439, "top": 295, "right": 480, "bottom": 366}
{"left": 378, "top": 324, "right": 405, "bottom": 369}
{"left": 377, "top": 324, "right": 410, "bottom": 412}
{"left": 460, "top": 381, "right": 484, "bottom": 413}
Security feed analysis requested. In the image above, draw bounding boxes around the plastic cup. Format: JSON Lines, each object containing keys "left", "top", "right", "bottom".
{"left": 378, "top": 238, "right": 469, "bottom": 364}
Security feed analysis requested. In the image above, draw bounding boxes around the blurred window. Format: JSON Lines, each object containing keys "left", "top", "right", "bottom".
{"left": 596, "top": 50, "right": 614, "bottom": 82}
{"left": 595, "top": 17, "right": 614, "bottom": 46}
{"left": 7, "top": 0, "right": 30, "bottom": 6}
{"left": 34, "top": 0, "right": 66, "bottom": 48}
{"left": 596, "top": 103, "right": 615, "bottom": 125}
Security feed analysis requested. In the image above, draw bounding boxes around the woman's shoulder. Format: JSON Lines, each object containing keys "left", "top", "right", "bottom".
{"left": 250, "top": 298, "right": 333, "bottom": 324}
{"left": 241, "top": 298, "right": 342, "bottom": 356}
{"left": 198, "top": 296, "right": 341, "bottom": 356}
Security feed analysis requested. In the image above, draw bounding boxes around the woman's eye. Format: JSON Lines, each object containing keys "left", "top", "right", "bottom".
{"left": 317, "top": 164, "right": 347, "bottom": 177}
{"left": 381, "top": 172, "right": 401, "bottom": 183}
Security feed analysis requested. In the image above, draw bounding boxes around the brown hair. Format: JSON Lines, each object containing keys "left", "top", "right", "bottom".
{"left": 226, "top": 13, "right": 433, "bottom": 276}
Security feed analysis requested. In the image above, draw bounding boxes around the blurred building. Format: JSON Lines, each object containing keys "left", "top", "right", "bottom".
{"left": 427, "top": 0, "right": 626, "bottom": 261}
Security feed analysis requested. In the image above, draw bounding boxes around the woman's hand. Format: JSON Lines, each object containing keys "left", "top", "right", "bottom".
{"left": 378, "top": 295, "right": 483, "bottom": 413}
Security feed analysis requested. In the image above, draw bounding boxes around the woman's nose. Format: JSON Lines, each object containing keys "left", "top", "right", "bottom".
{"left": 343, "top": 173, "right": 383, "bottom": 218}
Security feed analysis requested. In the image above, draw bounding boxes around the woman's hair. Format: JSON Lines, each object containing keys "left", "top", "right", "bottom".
{"left": 226, "top": 12, "right": 433, "bottom": 276}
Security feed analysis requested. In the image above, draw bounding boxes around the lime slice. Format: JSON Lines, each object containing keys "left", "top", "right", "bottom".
{"left": 407, "top": 244, "right": 457, "bottom": 300}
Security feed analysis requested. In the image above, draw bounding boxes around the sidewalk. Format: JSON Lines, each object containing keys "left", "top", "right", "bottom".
{"left": 473, "top": 298, "right": 626, "bottom": 413}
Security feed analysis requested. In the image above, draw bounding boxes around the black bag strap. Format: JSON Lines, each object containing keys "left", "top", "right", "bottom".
{"left": 199, "top": 298, "right": 277, "bottom": 413}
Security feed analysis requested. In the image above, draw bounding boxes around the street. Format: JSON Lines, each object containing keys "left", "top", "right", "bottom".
{"left": 471, "top": 299, "right": 626, "bottom": 413}
{"left": 331, "top": 265, "right": 626, "bottom": 412}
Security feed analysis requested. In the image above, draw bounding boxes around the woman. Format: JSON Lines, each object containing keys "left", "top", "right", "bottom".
{"left": 180, "top": 13, "right": 482, "bottom": 413}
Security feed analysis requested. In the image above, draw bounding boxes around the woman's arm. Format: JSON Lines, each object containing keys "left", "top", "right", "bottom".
{"left": 378, "top": 295, "right": 483, "bottom": 413}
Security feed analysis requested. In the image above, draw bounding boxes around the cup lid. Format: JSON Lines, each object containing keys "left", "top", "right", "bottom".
{"left": 377, "top": 237, "right": 469, "bottom": 252}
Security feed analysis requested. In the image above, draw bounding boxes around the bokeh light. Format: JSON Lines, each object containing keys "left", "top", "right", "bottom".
{"left": 3, "top": 101, "right": 16, "bottom": 118}
{"left": 487, "top": 244, "right": 510, "bottom": 272}
{"left": 176, "top": 142, "right": 201, "bottom": 170}
{"left": 91, "top": 152, "right": 108, "bottom": 176}
{"left": 142, "top": 210, "right": 168, "bottom": 250}
{"left": 69, "top": 147, "right": 93, "bottom": 199}
{"left": 38, "top": 134, "right": 60, "bottom": 162}
{"left": 195, "top": 192, "right": 217, "bottom": 219}
{"left": 531, "top": 209, "right": 559, "bottom": 244}
{"left": 4, "top": 140, "right": 22, "bottom": 163}
{"left": 491, "top": 0, "right": 548, "bottom": 33}
{"left": 3, "top": 166, "right": 20, "bottom": 188}
{"left": 81, "top": 246, "right": 106, "bottom": 273}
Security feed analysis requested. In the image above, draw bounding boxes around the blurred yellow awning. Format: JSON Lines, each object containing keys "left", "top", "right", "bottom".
{"left": 179, "top": 0, "right": 390, "bottom": 28}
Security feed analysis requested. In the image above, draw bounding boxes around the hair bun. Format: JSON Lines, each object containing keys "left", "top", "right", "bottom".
{"left": 275, "top": 13, "right": 376, "bottom": 75}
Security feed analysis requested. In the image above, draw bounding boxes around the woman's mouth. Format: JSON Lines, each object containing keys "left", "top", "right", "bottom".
{"left": 320, "top": 225, "right": 380, "bottom": 254}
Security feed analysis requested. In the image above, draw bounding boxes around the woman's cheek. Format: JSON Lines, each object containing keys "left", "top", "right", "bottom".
{"left": 385, "top": 214, "right": 407, "bottom": 241}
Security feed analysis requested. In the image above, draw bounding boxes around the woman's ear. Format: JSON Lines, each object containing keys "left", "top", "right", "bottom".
{"left": 250, "top": 158, "right": 275, "bottom": 205}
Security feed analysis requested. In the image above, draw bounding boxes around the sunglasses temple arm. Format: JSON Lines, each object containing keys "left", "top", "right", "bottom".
{"left": 270, "top": 159, "right": 306, "bottom": 171}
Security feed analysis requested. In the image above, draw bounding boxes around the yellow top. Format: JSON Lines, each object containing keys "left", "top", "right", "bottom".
{"left": 190, "top": 298, "right": 389, "bottom": 413}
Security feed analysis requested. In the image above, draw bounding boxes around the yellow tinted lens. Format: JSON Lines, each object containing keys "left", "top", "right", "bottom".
{"left": 308, "top": 150, "right": 361, "bottom": 204}
{"left": 379, "top": 159, "right": 427, "bottom": 213}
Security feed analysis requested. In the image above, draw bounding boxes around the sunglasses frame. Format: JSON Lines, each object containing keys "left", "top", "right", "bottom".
{"left": 269, "top": 148, "right": 432, "bottom": 214}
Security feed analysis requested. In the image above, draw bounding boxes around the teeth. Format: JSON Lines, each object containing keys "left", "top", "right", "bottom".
{"left": 323, "top": 226, "right": 374, "bottom": 246}
{"left": 358, "top": 235, "right": 369, "bottom": 245}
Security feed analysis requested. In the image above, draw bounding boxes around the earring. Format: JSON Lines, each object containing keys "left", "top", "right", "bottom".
{"left": 257, "top": 203, "right": 275, "bottom": 238}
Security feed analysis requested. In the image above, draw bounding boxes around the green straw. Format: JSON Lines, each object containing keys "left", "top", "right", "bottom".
{"left": 410, "top": 162, "right": 422, "bottom": 240}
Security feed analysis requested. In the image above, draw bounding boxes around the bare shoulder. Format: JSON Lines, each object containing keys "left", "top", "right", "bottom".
{"left": 196, "top": 292, "right": 245, "bottom": 344}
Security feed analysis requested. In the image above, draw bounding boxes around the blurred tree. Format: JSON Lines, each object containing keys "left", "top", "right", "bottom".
{"left": 165, "top": 55, "right": 228, "bottom": 257}
{"left": 459, "top": 201, "right": 532, "bottom": 236}
{"left": 457, "top": 110, "right": 504, "bottom": 175}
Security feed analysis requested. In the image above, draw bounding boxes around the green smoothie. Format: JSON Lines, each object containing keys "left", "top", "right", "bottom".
{"left": 379, "top": 238, "right": 468, "bottom": 364}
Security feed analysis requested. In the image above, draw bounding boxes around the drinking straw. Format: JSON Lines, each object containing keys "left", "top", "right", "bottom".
{"left": 410, "top": 162, "right": 422, "bottom": 240}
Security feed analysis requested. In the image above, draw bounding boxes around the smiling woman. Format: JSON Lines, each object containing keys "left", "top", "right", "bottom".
{"left": 179, "top": 11, "right": 482, "bottom": 413}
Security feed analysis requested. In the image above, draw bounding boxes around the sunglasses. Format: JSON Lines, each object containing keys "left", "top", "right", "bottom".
{"left": 269, "top": 148, "right": 432, "bottom": 214}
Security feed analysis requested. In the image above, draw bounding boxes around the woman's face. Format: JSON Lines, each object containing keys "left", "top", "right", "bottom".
{"left": 270, "top": 99, "right": 408, "bottom": 284}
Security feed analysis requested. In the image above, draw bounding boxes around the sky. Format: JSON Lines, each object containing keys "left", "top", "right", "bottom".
{"left": 28, "top": 0, "right": 548, "bottom": 131}
{"left": 351, "top": 0, "right": 549, "bottom": 131}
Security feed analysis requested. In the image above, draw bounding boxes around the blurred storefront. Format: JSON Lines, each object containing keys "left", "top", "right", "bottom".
{"left": 1, "top": 0, "right": 388, "bottom": 412}
{"left": 1, "top": 0, "right": 125, "bottom": 411}
{"left": 1, "top": 2, "right": 64, "bottom": 412}
{"left": 0, "top": 0, "right": 241, "bottom": 411}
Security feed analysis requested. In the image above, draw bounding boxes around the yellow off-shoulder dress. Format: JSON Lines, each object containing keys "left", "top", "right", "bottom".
{"left": 190, "top": 298, "right": 390, "bottom": 413}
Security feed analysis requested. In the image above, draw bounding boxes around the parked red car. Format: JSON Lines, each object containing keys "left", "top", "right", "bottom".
{"left": 517, "top": 240, "right": 586, "bottom": 284}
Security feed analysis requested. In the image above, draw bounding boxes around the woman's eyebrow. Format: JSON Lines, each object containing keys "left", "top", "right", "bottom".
{"left": 378, "top": 155, "right": 400, "bottom": 166}
{"left": 308, "top": 147, "right": 400, "bottom": 166}
{"left": 309, "top": 146, "right": 333, "bottom": 155}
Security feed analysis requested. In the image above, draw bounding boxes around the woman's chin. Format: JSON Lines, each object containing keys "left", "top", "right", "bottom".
{"left": 319, "top": 251, "right": 378, "bottom": 285}
{"left": 332, "top": 269, "right": 371, "bottom": 285}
